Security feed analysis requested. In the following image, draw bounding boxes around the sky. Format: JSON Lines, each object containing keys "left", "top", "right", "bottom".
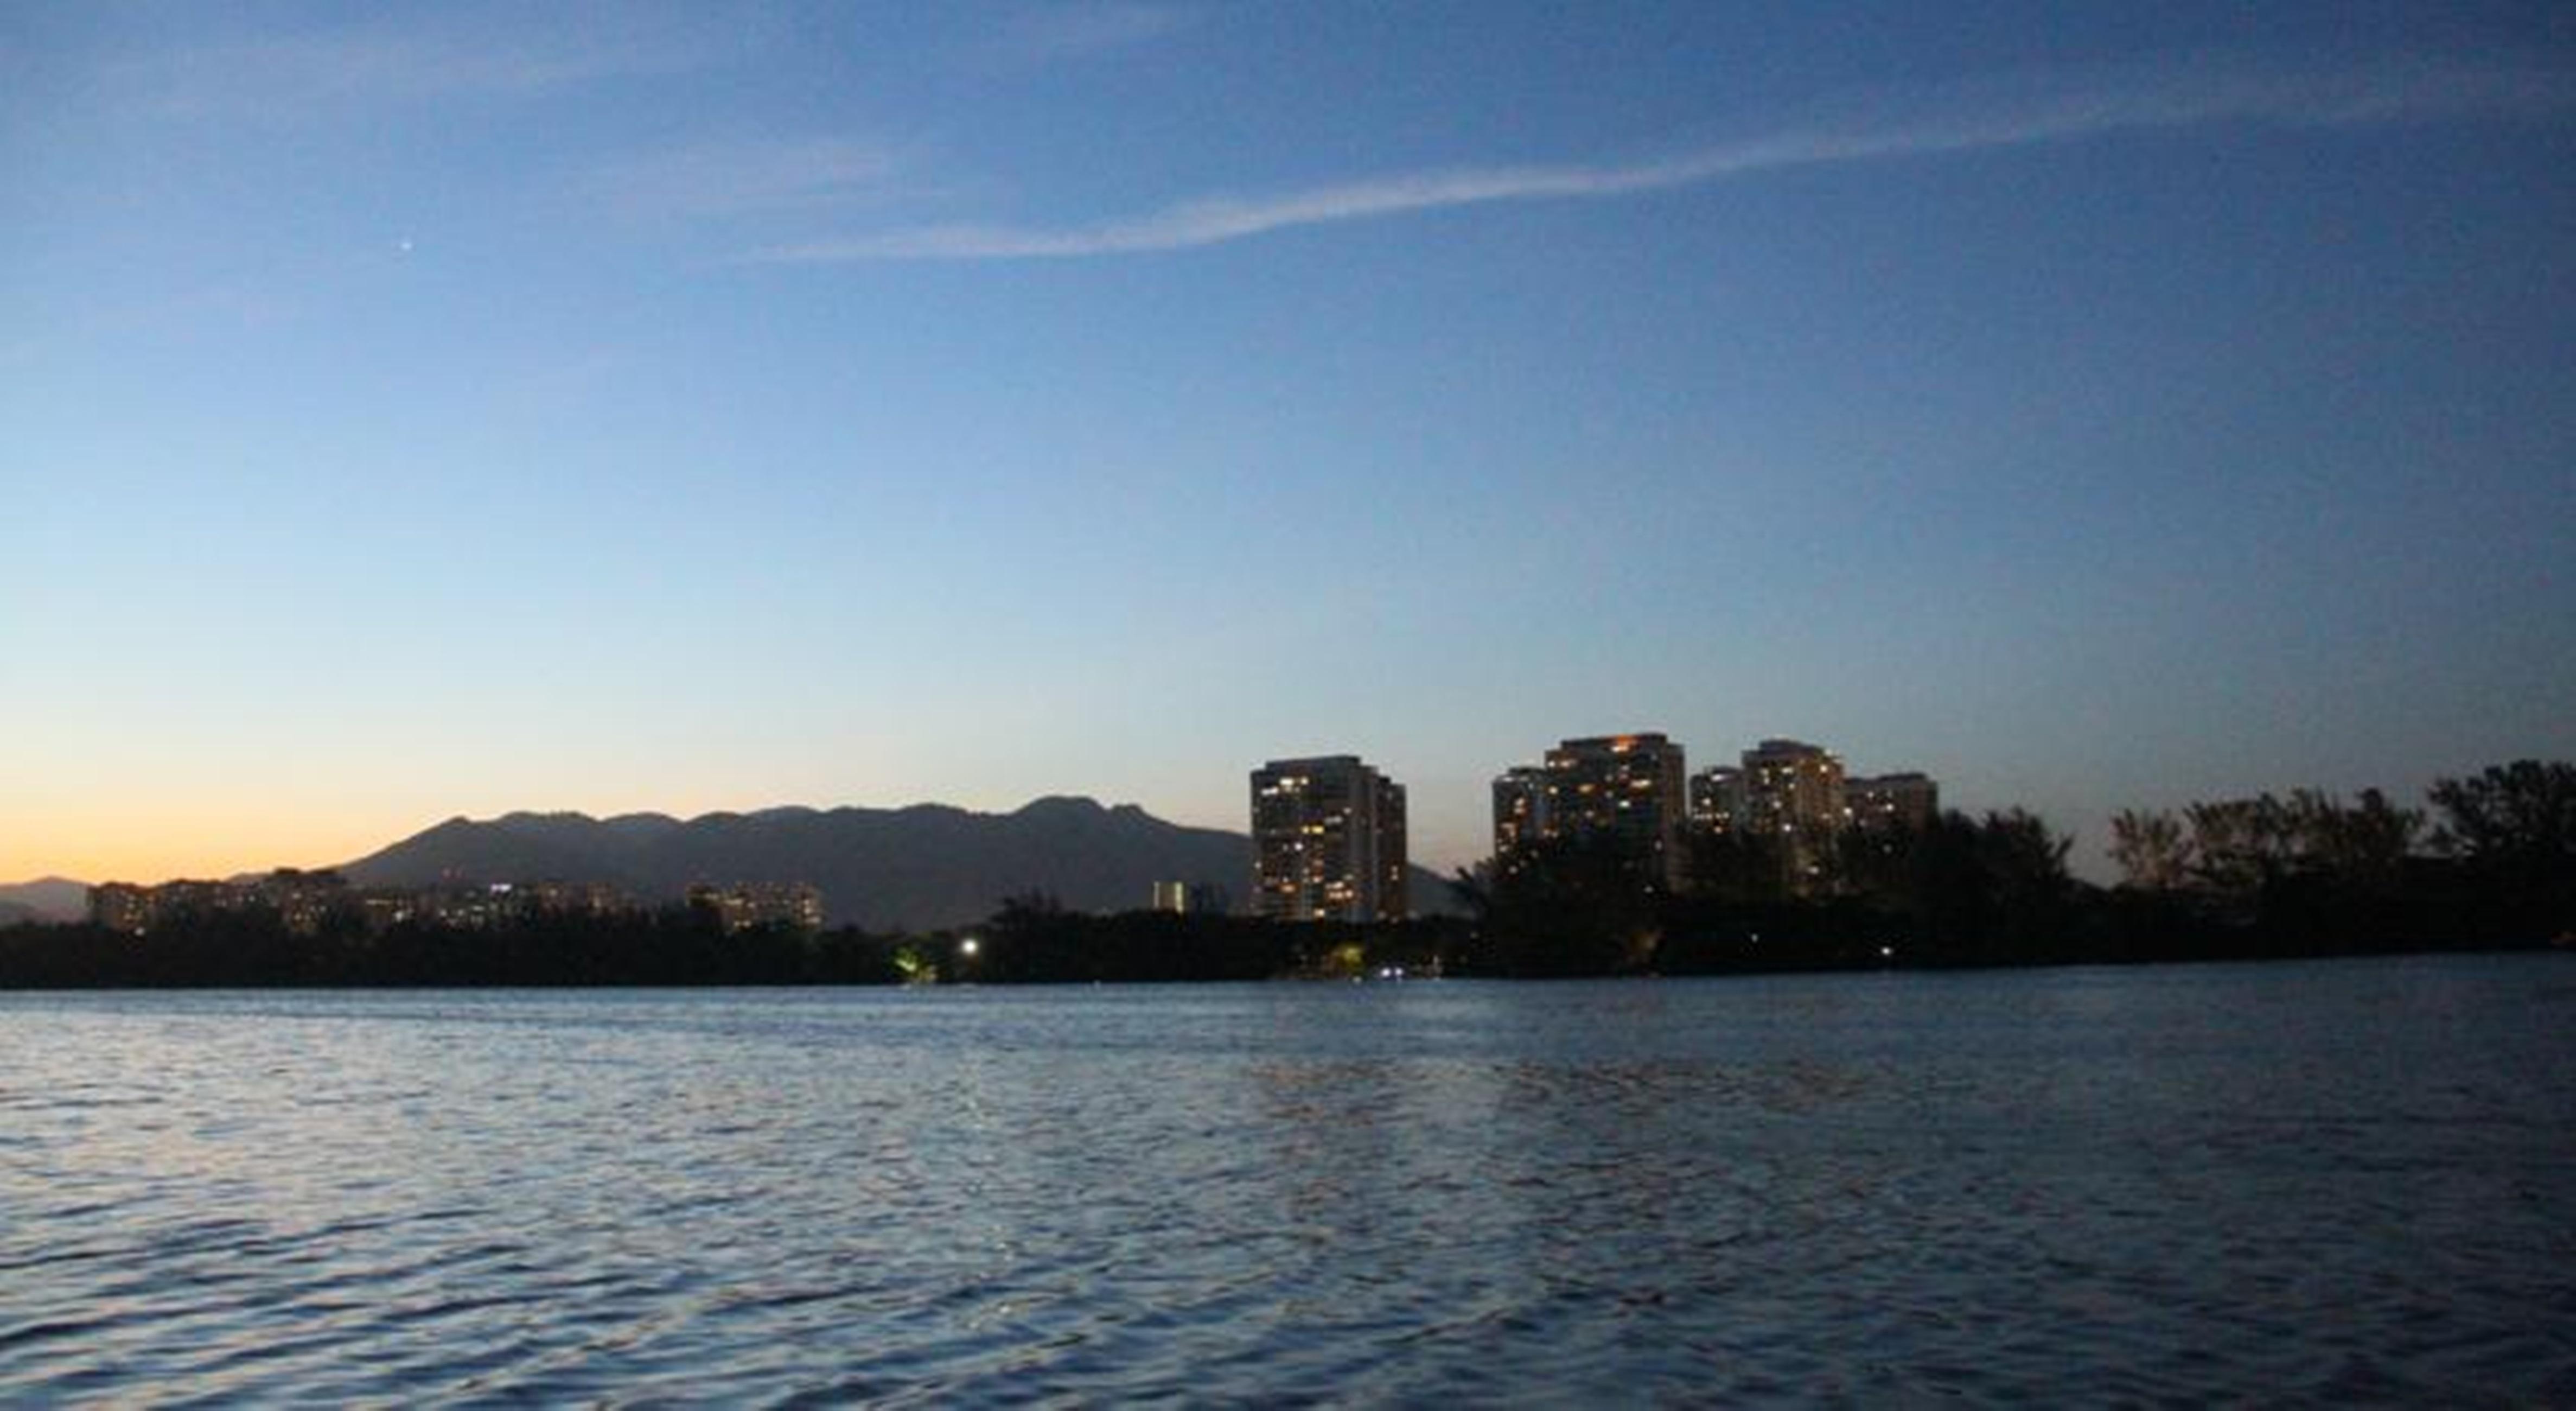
{"left": 5, "top": 1, "right": 2573, "bottom": 886}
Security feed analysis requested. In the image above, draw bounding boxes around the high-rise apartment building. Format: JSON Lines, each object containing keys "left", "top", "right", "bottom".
{"left": 1492, "top": 733, "right": 1687, "bottom": 889}
{"left": 1845, "top": 772, "right": 1940, "bottom": 833}
{"left": 1737, "top": 739, "right": 1848, "bottom": 837}
{"left": 1250, "top": 755, "right": 1408, "bottom": 923}
{"left": 1688, "top": 740, "right": 1940, "bottom": 895}
{"left": 1687, "top": 765, "right": 1745, "bottom": 834}
{"left": 1736, "top": 739, "right": 1847, "bottom": 892}
{"left": 1491, "top": 765, "right": 1552, "bottom": 868}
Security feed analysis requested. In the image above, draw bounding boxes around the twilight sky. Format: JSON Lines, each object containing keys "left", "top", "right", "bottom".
{"left": 6, "top": 1, "right": 2573, "bottom": 885}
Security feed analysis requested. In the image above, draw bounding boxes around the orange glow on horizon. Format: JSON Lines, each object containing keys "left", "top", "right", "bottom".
{"left": 4, "top": 807, "right": 409, "bottom": 886}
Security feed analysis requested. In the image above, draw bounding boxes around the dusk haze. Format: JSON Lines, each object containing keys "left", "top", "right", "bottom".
{"left": 8, "top": 2, "right": 2571, "bottom": 886}
{"left": 5, "top": 3, "right": 2575, "bottom": 1404}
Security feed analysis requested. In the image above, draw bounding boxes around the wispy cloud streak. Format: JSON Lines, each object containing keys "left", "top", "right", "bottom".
{"left": 980, "top": 2, "right": 1191, "bottom": 69}
{"left": 116, "top": 15, "right": 713, "bottom": 118}
{"left": 587, "top": 137, "right": 907, "bottom": 219}
{"left": 759, "top": 56, "right": 2573, "bottom": 262}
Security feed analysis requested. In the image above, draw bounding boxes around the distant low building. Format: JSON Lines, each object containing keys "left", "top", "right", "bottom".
{"left": 252, "top": 869, "right": 352, "bottom": 936}
{"left": 520, "top": 879, "right": 634, "bottom": 917}
{"left": 88, "top": 882, "right": 156, "bottom": 935}
{"left": 90, "top": 870, "right": 353, "bottom": 936}
{"left": 358, "top": 892, "right": 420, "bottom": 933}
{"left": 424, "top": 883, "right": 528, "bottom": 931}
{"left": 1150, "top": 880, "right": 1236, "bottom": 916}
{"left": 688, "top": 881, "right": 826, "bottom": 934}
{"left": 88, "top": 873, "right": 672, "bottom": 936}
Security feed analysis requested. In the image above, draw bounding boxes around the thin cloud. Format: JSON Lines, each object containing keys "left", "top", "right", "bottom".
{"left": 587, "top": 136, "right": 909, "bottom": 220}
{"left": 758, "top": 55, "right": 2574, "bottom": 262}
{"left": 116, "top": 16, "right": 712, "bottom": 119}
{"left": 979, "top": 2, "right": 1192, "bottom": 69}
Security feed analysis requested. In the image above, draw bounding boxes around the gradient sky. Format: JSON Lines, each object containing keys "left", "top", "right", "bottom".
{"left": 7, "top": 1, "right": 2573, "bottom": 885}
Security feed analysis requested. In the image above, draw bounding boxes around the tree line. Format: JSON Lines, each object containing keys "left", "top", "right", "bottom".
{"left": 1457, "top": 759, "right": 2572, "bottom": 976}
{"left": 3, "top": 761, "right": 2566, "bottom": 988}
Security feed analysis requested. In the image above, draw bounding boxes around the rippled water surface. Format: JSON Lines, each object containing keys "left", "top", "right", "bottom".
{"left": 6, "top": 957, "right": 2575, "bottom": 1404}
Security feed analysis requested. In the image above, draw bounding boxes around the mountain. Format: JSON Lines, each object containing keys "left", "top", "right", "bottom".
{"left": 340, "top": 797, "right": 1458, "bottom": 932}
{"left": 0, "top": 877, "right": 91, "bottom": 923}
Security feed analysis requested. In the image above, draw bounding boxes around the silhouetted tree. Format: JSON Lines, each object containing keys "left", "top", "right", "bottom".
{"left": 1445, "top": 864, "right": 1493, "bottom": 922}
{"left": 2430, "top": 761, "right": 2576, "bottom": 870}
{"left": 2109, "top": 808, "right": 2192, "bottom": 892}
{"left": 2430, "top": 760, "right": 2576, "bottom": 940}
{"left": 1681, "top": 828, "right": 1795, "bottom": 906}
{"left": 1480, "top": 837, "right": 1660, "bottom": 976}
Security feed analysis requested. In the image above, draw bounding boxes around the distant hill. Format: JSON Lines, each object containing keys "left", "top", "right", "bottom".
{"left": 0, "top": 877, "right": 90, "bottom": 923}
{"left": 340, "top": 798, "right": 1457, "bottom": 932}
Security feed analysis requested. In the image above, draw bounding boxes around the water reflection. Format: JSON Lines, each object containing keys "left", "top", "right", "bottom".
{"left": 2, "top": 960, "right": 2573, "bottom": 1402}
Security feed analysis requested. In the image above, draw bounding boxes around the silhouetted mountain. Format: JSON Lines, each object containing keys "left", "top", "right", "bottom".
{"left": 0, "top": 877, "right": 90, "bottom": 923}
{"left": 340, "top": 798, "right": 1458, "bottom": 932}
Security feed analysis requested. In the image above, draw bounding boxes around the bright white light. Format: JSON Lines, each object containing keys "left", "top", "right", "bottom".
{"left": 959, "top": 937, "right": 980, "bottom": 958}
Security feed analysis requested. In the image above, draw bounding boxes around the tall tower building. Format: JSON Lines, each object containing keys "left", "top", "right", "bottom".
{"left": 1688, "top": 765, "right": 1746, "bottom": 834}
{"left": 1499, "top": 733, "right": 1687, "bottom": 889}
{"left": 1491, "top": 765, "right": 1551, "bottom": 872}
{"left": 1250, "top": 755, "right": 1408, "bottom": 923}
{"left": 1738, "top": 738, "right": 1848, "bottom": 837}
{"left": 1733, "top": 738, "right": 1850, "bottom": 894}
{"left": 1845, "top": 772, "right": 1940, "bottom": 833}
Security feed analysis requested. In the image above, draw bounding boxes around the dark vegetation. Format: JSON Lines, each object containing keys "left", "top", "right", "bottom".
{"left": 1468, "top": 759, "right": 2571, "bottom": 978}
{"left": 4, "top": 762, "right": 2568, "bottom": 988}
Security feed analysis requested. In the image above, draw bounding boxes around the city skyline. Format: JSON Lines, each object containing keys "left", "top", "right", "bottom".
{"left": 8, "top": 3, "right": 2573, "bottom": 885}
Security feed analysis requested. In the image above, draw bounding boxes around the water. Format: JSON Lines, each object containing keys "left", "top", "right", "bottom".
{"left": 4, "top": 956, "right": 2574, "bottom": 1404}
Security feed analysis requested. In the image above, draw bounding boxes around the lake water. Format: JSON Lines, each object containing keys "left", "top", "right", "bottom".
{"left": 4, "top": 956, "right": 2573, "bottom": 1404}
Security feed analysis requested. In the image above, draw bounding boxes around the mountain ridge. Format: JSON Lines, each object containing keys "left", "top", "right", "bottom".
{"left": 0, "top": 876, "right": 91, "bottom": 923}
{"left": 339, "top": 797, "right": 1455, "bottom": 932}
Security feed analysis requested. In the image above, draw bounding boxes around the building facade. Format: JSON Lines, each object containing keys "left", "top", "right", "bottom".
{"left": 1493, "top": 733, "right": 1688, "bottom": 889}
{"left": 1490, "top": 765, "right": 1552, "bottom": 869}
{"left": 89, "top": 870, "right": 356, "bottom": 936}
{"left": 1845, "top": 772, "right": 1940, "bottom": 833}
{"left": 1687, "top": 765, "right": 1745, "bottom": 834}
{"left": 687, "top": 881, "right": 826, "bottom": 934}
{"left": 1249, "top": 755, "right": 1408, "bottom": 923}
{"left": 1737, "top": 739, "right": 1848, "bottom": 838}
{"left": 1686, "top": 740, "right": 1941, "bottom": 896}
